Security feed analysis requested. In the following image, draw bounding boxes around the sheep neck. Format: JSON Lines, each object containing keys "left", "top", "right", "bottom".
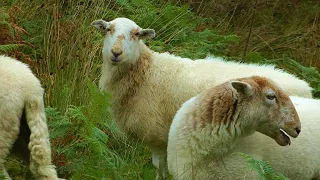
{"left": 189, "top": 85, "right": 257, "bottom": 159}
{"left": 103, "top": 43, "right": 152, "bottom": 110}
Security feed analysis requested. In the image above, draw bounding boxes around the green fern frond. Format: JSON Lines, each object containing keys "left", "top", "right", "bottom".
{"left": 0, "top": 44, "right": 24, "bottom": 52}
{"left": 237, "top": 152, "right": 290, "bottom": 180}
{"left": 46, "top": 107, "right": 72, "bottom": 139}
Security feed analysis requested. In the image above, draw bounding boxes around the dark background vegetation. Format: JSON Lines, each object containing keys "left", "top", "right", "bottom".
{"left": 1, "top": 0, "right": 319, "bottom": 179}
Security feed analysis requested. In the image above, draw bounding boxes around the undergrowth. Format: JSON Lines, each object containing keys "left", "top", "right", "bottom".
{"left": 45, "top": 81, "right": 154, "bottom": 179}
{"left": 238, "top": 152, "right": 290, "bottom": 180}
{"left": 1, "top": 0, "right": 319, "bottom": 179}
{"left": 7, "top": 82, "right": 155, "bottom": 180}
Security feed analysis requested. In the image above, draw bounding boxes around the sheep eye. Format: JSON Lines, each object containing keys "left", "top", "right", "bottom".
{"left": 134, "top": 32, "right": 140, "bottom": 36}
{"left": 267, "top": 94, "right": 276, "bottom": 100}
{"left": 106, "top": 28, "right": 111, "bottom": 32}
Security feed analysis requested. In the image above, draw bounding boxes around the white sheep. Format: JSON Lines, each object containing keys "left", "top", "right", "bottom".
{"left": 167, "top": 76, "right": 303, "bottom": 179}
{"left": 0, "top": 55, "right": 62, "bottom": 180}
{"left": 91, "top": 17, "right": 312, "bottom": 179}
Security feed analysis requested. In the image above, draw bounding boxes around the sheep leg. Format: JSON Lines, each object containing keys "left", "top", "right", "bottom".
{"left": 0, "top": 109, "right": 21, "bottom": 180}
{"left": 158, "top": 155, "right": 167, "bottom": 180}
{"left": 151, "top": 148, "right": 167, "bottom": 180}
{"left": 25, "top": 96, "right": 60, "bottom": 180}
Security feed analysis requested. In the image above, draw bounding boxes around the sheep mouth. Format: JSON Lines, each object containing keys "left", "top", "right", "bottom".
{"left": 110, "top": 57, "right": 121, "bottom": 65}
{"left": 275, "top": 128, "right": 291, "bottom": 146}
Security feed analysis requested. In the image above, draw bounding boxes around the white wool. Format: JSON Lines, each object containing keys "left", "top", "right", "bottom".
{"left": 167, "top": 96, "right": 320, "bottom": 179}
{"left": 0, "top": 55, "right": 63, "bottom": 180}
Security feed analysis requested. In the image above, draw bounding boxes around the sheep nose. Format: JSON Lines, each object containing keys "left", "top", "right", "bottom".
{"left": 111, "top": 50, "right": 122, "bottom": 57}
{"left": 295, "top": 127, "right": 301, "bottom": 135}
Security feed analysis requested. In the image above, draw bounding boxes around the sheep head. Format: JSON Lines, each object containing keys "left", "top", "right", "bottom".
{"left": 91, "top": 18, "right": 155, "bottom": 66}
{"left": 231, "top": 76, "right": 301, "bottom": 146}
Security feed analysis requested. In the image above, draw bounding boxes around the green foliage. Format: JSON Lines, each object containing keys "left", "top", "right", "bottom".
{"left": 0, "top": 8, "right": 13, "bottom": 35}
{"left": 237, "top": 152, "right": 290, "bottom": 180}
{"left": 45, "top": 82, "right": 154, "bottom": 179}
{"left": 170, "top": 31, "right": 239, "bottom": 59}
{"left": 0, "top": 173, "right": 5, "bottom": 180}
{"left": 0, "top": 7, "right": 22, "bottom": 52}
{"left": 0, "top": 44, "right": 23, "bottom": 52}
{"left": 245, "top": 52, "right": 266, "bottom": 63}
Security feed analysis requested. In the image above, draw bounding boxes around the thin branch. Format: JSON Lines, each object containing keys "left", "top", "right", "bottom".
{"left": 242, "top": 0, "right": 258, "bottom": 61}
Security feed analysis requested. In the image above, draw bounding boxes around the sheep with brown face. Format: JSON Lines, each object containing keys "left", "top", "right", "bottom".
{"left": 167, "top": 76, "right": 301, "bottom": 180}
{"left": 91, "top": 17, "right": 311, "bottom": 179}
{"left": 231, "top": 96, "right": 320, "bottom": 180}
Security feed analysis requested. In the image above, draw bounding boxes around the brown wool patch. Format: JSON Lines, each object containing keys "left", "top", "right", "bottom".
{"left": 130, "top": 28, "right": 140, "bottom": 41}
{"left": 195, "top": 83, "right": 237, "bottom": 128}
{"left": 120, "top": 47, "right": 152, "bottom": 105}
{"left": 117, "top": 34, "right": 125, "bottom": 41}
{"left": 109, "top": 24, "right": 115, "bottom": 36}
{"left": 242, "top": 76, "right": 291, "bottom": 102}
{"left": 112, "top": 34, "right": 126, "bottom": 53}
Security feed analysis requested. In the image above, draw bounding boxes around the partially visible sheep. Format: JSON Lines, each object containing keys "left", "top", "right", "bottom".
{"left": 0, "top": 55, "right": 62, "bottom": 180}
{"left": 167, "top": 76, "right": 301, "bottom": 180}
{"left": 91, "top": 17, "right": 312, "bottom": 179}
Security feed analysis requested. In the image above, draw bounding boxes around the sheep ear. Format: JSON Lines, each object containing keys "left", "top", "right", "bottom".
{"left": 139, "top": 29, "right": 156, "bottom": 40}
{"left": 91, "top": 19, "right": 110, "bottom": 33}
{"left": 231, "top": 81, "right": 253, "bottom": 97}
